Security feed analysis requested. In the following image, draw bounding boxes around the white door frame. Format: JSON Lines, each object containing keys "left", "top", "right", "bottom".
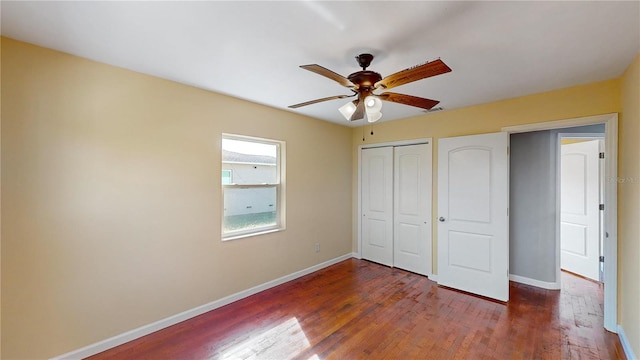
{"left": 356, "top": 138, "right": 434, "bottom": 276}
{"left": 503, "top": 113, "right": 618, "bottom": 332}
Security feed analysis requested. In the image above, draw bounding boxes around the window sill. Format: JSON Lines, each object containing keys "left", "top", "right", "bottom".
{"left": 222, "top": 227, "right": 284, "bottom": 241}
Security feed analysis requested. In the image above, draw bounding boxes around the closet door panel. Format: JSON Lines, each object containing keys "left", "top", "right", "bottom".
{"left": 394, "top": 144, "right": 432, "bottom": 275}
{"left": 361, "top": 147, "right": 394, "bottom": 266}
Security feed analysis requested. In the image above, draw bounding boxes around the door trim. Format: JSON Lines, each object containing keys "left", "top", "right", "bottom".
{"left": 356, "top": 138, "right": 433, "bottom": 275}
{"left": 503, "top": 113, "right": 618, "bottom": 332}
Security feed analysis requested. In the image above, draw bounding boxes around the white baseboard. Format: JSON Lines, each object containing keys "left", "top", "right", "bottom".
{"left": 509, "top": 274, "right": 561, "bottom": 290}
{"left": 50, "top": 253, "right": 355, "bottom": 360}
{"left": 618, "top": 325, "right": 638, "bottom": 360}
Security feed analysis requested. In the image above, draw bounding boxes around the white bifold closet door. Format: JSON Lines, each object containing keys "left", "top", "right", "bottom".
{"left": 361, "top": 143, "right": 432, "bottom": 275}
{"left": 361, "top": 146, "right": 394, "bottom": 267}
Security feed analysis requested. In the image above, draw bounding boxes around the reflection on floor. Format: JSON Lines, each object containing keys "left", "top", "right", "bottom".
{"left": 220, "top": 317, "right": 317, "bottom": 360}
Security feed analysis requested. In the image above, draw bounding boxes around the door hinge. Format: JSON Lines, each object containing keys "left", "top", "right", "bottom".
{"left": 599, "top": 204, "right": 605, "bottom": 211}
{"left": 599, "top": 256, "right": 605, "bottom": 262}
{"left": 599, "top": 152, "right": 605, "bottom": 159}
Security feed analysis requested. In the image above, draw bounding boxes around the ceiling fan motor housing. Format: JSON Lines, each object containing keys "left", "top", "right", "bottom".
{"left": 348, "top": 70, "right": 382, "bottom": 92}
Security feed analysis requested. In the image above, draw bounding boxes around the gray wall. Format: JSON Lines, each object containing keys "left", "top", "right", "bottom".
{"left": 509, "top": 124, "right": 604, "bottom": 283}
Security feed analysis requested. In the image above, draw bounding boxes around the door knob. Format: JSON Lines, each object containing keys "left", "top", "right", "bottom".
{"left": 439, "top": 217, "right": 446, "bottom": 222}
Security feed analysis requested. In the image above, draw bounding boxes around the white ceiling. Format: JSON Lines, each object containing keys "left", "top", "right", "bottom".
{"left": 2, "top": 1, "right": 639, "bottom": 126}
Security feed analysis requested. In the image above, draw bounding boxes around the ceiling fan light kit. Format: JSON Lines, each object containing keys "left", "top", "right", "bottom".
{"left": 339, "top": 96, "right": 383, "bottom": 123}
{"left": 338, "top": 101, "right": 357, "bottom": 120}
{"left": 289, "top": 53, "right": 451, "bottom": 123}
{"left": 367, "top": 111, "right": 382, "bottom": 123}
{"left": 364, "top": 96, "right": 382, "bottom": 123}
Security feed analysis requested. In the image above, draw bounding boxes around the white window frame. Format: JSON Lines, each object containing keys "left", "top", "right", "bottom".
{"left": 221, "top": 133, "right": 285, "bottom": 240}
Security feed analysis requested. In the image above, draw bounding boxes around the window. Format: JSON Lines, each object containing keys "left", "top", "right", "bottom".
{"left": 221, "top": 170, "right": 233, "bottom": 185}
{"left": 222, "top": 134, "right": 285, "bottom": 240}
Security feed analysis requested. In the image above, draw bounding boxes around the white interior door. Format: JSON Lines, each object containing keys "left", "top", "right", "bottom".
{"left": 560, "top": 140, "right": 600, "bottom": 281}
{"left": 437, "top": 132, "right": 509, "bottom": 302}
{"left": 361, "top": 147, "right": 393, "bottom": 266}
{"left": 393, "top": 144, "right": 432, "bottom": 276}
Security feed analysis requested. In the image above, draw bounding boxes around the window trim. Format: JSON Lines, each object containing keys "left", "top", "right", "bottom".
{"left": 221, "top": 133, "right": 285, "bottom": 240}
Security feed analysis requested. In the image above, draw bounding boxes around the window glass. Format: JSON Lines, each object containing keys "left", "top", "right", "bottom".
{"left": 222, "top": 139, "right": 277, "bottom": 185}
{"left": 223, "top": 186, "right": 277, "bottom": 232}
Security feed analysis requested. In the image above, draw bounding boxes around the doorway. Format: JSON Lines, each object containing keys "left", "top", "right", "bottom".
{"left": 503, "top": 113, "right": 618, "bottom": 332}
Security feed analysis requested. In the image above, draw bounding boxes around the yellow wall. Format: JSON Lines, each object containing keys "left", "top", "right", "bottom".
{"left": 0, "top": 38, "right": 353, "bottom": 359}
{"left": 560, "top": 138, "right": 598, "bottom": 145}
{"left": 619, "top": 53, "right": 640, "bottom": 357}
{"left": 351, "top": 54, "right": 639, "bottom": 356}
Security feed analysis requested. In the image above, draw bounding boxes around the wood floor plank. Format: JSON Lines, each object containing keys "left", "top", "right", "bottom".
{"left": 87, "top": 259, "right": 625, "bottom": 360}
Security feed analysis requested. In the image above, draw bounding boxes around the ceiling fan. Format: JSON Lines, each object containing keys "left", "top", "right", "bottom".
{"left": 288, "top": 53, "right": 452, "bottom": 122}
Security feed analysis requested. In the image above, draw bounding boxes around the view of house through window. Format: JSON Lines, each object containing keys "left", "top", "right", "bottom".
{"left": 222, "top": 134, "right": 284, "bottom": 239}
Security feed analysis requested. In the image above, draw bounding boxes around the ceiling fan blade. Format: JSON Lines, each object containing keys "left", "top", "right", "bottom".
{"left": 350, "top": 99, "right": 365, "bottom": 121}
{"left": 377, "top": 92, "right": 440, "bottom": 110}
{"left": 375, "top": 59, "right": 451, "bottom": 90}
{"left": 288, "top": 94, "right": 355, "bottom": 109}
{"left": 300, "top": 64, "right": 355, "bottom": 88}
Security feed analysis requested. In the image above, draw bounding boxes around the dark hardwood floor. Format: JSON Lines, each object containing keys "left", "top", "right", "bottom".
{"left": 87, "top": 258, "right": 625, "bottom": 359}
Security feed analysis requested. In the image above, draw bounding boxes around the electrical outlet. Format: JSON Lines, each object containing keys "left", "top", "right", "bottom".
{"left": 315, "top": 243, "right": 320, "bottom": 253}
